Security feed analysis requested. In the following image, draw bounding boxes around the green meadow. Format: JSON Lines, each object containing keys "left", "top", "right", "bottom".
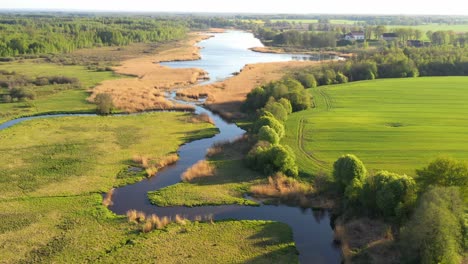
{"left": 0, "top": 61, "right": 123, "bottom": 123}
{"left": 284, "top": 77, "right": 468, "bottom": 176}
{"left": 0, "top": 113, "right": 298, "bottom": 262}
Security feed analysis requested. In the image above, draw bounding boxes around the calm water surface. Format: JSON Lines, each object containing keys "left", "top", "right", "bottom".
{"left": 161, "top": 31, "right": 334, "bottom": 84}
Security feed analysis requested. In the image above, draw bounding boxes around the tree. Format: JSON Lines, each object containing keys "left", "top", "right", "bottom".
{"left": 362, "top": 171, "right": 417, "bottom": 219}
{"left": 295, "top": 73, "right": 317, "bottom": 88}
{"left": 258, "top": 125, "right": 280, "bottom": 144}
{"left": 416, "top": 157, "right": 468, "bottom": 189}
{"left": 400, "top": 187, "right": 464, "bottom": 264}
{"left": 263, "top": 98, "right": 289, "bottom": 122}
{"left": 253, "top": 115, "right": 285, "bottom": 139}
{"left": 416, "top": 157, "right": 468, "bottom": 202}
{"left": 333, "top": 154, "right": 367, "bottom": 200}
{"left": 95, "top": 93, "right": 114, "bottom": 115}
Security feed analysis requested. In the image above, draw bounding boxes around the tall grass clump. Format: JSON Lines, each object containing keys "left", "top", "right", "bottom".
{"left": 133, "top": 153, "right": 179, "bottom": 177}
{"left": 250, "top": 173, "right": 313, "bottom": 204}
{"left": 102, "top": 188, "right": 115, "bottom": 207}
{"left": 182, "top": 160, "right": 216, "bottom": 181}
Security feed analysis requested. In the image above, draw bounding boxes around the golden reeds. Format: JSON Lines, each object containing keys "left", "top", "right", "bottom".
{"left": 181, "top": 160, "right": 216, "bottom": 181}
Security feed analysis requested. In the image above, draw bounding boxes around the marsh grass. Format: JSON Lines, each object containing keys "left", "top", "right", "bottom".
{"left": 250, "top": 173, "right": 314, "bottom": 206}
{"left": 133, "top": 153, "right": 180, "bottom": 177}
{"left": 181, "top": 160, "right": 216, "bottom": 182}
{"left": 188, "top": 113, "right": 215, "bottom": 125}
{"left": 102, "top": 188, "right": 115, "bottom": 207}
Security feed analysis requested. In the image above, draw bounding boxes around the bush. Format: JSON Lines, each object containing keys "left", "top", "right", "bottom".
{"left": 295, "top": 73, "right": 317, "bottom": 88}
{"left": 361, "top": 171, "right": 417, "bottom": 219}
{"left": 263, "top": 98, "right": 289, "bottom": 122}
{"left": 285, "top": 90, "right": 312, "bottom": 111}
{"left": 246, "top": 143, "right": 298, "bottom": 177}
{"left": 278, "top": 98, "right": 293, "bottom": 114}
{"left": 252, "top": 114, "right": 285, "bottom": 139}
{"left": 258, "top": 125, "right": 280, "bottom": 144}
{"left": 416, "top": 157, "right": 468, "bottom": 190}
{"left": 9, "top": 87, "right": 35, "bottom": 101}
{"left": 333, "top": 154, "right": 367, "bottom": 197}
{"left": 400, "top": 187, "right": 464, "bottom": 264}
{"left": 95, "top": 93, "right": 114, "bottom": 115}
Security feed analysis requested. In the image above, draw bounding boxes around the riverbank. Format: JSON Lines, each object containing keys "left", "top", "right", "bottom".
{"left": 88, "top": 33, "right": 212, "bottom": 112}
{"left": 178, "top": 60, "right": 324, "bottom": 120}
{"left": 250, "top": 46, "right": 354, "bottom": 59}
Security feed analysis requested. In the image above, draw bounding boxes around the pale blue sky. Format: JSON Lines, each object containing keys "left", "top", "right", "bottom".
{"left": 1, "top": 0, "right": 467, "bottom": 15}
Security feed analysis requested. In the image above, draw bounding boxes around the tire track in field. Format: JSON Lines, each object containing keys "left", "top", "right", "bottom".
{"left": 297, "top": 117, "right": 328, "bottom": 170}
{"left": 317, "top": 88, "right": 333, "bottom": 111}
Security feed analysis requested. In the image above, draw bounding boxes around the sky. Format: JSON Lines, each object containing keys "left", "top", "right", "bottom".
{"left": 1, "top": 0, "right": 468, "bottom": 16}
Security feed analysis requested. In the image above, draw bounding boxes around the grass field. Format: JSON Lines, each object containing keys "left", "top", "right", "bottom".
{"left": 0, "top": 112, "right": 217, "bottom": 198}
{"left": 0, "top": 61, "right": 123, "bottom": 122}
{"left": 284, "top": 77, "right": 468, "bottom": 177}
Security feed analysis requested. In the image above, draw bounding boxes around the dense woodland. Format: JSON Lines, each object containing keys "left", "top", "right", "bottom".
{"left": 0, "top": 15, "right": 187, "bottom": 57}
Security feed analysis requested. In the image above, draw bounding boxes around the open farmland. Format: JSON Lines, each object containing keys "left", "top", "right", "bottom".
{"left": 284, "top": 77, "right": 468, "bottom": 176}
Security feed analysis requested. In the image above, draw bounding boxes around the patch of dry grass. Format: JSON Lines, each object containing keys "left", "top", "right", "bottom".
{"left": 188, "top": 113, "right": 215, "bottom": 125}
{"left": 133, "top": 153, "right": 180, "bottom": 177}
{"left": 102, "top": 188, "right": 115, "bottom": 207}
{"left": 250, "top": 173, "right": 314, "bottom": 206}
{"left": 206, "top": 135, "right": 253, "bottom": 159}
{"left": 181, "top": 160, "right": 216, "bottom": 182}
{"left": 88, "top": 33, "right": 209, "bottom": 113}
{"left": 334, "top": 218, "right": 398, "bottom": 264}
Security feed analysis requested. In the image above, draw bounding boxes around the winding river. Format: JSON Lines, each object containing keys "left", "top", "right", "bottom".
{"left": 0, "top": 31, "right": 341, "bottom": 263}
{"left": 114, "top": 31, "right": 341, "bottom": 263}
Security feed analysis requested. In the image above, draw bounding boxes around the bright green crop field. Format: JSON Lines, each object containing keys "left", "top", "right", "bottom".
{"left": 284, "top": 77, "right": 468, "bottom": 176}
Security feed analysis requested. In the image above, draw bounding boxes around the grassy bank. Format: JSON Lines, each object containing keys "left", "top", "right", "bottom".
{"left": 148, "top": 159, "right": 262, "bottom": 207}
{"left": 0, "top": 61, "right": 122, "bottom": 123}
{"left": 283, "top": 77, "right": 468, "bottom": 176}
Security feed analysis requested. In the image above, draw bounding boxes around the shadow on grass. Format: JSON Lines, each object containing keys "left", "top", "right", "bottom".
{"left": 244, "top": 221, "right": 299, "bottom": 264}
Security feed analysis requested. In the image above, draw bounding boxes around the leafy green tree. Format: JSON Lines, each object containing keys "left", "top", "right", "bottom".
{"left": 333, "top": 154, "right": 367, "bottom": 198}
{"left": 295, "top": 73, "right": 317, "bottom": 88}
{"left": 400, "top": 187, "right": 464, "bottom": 264}
{"left": 416, "top": 157, "right": 468, "bottom": 190}
{"left": 278, "top": 98, "right": 293, "bottom": 114}
{"left": 253, "top": 115, "right": 285, "bottom": 139}
{"left": 258, "top": 125, "right": 280, "bottom": 144}
{"left": 263, "top": 98, "right": 289, "bottom": 122}
{"left": 362, "top": 171, "right": 417, "bottom": 219}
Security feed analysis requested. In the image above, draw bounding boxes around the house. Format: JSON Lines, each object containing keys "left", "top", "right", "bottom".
{"left": 407, "top": 40, "right": 424, "bottom": 47}
{"left": 344, "top": 31, "right": 365, "bottom": 41}
{"left": 381, "top": 33, "right": 398, "bottom": 41}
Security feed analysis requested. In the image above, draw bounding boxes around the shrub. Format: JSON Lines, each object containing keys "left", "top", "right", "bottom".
{"left": 9, "top": 87, "right": 35, "bottom": 101}
{"left": 333, "top": 154, "right": 367, "bottom": 199}
{"left": 416, "top": 157, "right": 468, "bottom": 191}
{"left": 252, "top": 115, "right": 285, "bottom": 139}
{"left": 95, "top": 93, "right": 114, "bottom": 115}
{"left": 284, "top": 90, "right": 311, "bottom": 111}
{"left": 246, "top": 143, "right": 298, "bottom": 177}
{"left": 2, "top": 94, "right": 12, "bottom": 103}
{"left": 400, "top": 187, "right": 464, "bottom": 264}
{"left": 295, "top": 73, "right": 317, "bottom": 88}
{"left": 258, "top": 125, "right": 280, "bottom": 144}
{"left": 278, "top": 98, "right": 293, "bottom": 114}
{"left": 263, "top": 98, "right": 289, "bottom": 121}
{"left": 361, "top": 171, "right": 417, "bottom": 219}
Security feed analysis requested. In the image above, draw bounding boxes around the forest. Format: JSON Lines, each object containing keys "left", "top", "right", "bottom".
{"left": 0, "top": 15, "right": 187, "bottom": 57}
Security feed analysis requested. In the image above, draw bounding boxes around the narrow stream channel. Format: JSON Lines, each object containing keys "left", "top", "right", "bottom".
{"left": 0, "top": 31, "right": 341, "bottom": 263}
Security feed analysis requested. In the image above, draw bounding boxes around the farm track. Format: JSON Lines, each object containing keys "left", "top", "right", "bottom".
{"left": 297, "top": 118, "right": 328, "bottom": 170}
{"left": 317, "top": 88, "right": 333, "bottom": 111}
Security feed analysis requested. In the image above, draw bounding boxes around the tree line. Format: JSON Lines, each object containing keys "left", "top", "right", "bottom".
{"left": 0, "top": 15, "right": 187, "bottom": 57}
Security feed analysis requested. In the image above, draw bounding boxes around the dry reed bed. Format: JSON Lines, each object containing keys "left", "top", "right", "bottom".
{"left": 250, "top": 173, "right": 314, "bottom": 206}
{"left": 102, "top": 188, "right": 115, "bottom": 207}
{"left": 187, "top": 113, "right": 215, "bottom": 125}
{"left": 333, "top": 218, "right": 397, "bottom": 264}
{"left": 133, "top": 154, "right": 179, "bottom": 177}
{"left": 88, "top": 33, "right": 210, "bottom": 112}
{"left": 181, "top": 160, "right": 216, "bottom": 182}
{"left": 126, "top": 210, "right": 214, "bottom": 233}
